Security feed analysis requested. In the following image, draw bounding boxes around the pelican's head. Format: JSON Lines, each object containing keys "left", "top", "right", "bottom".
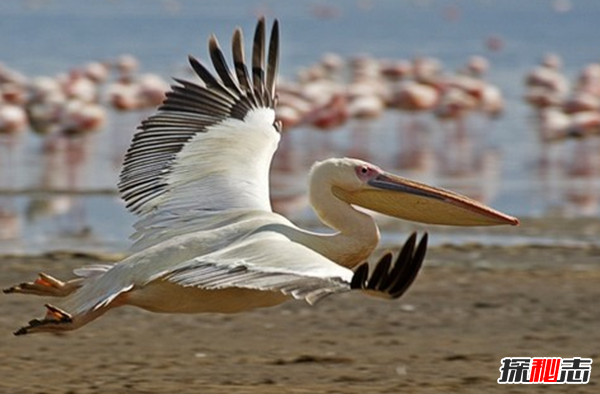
{"left": 310, "top": 158, "right": 518, "bottom": 226}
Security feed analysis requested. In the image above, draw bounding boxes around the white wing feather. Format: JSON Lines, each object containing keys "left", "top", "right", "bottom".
{"left": 118, "top": 19, "right": 281, "bottom": 250}
{"left": 161, "top": 108, "right": 279, "bottom": 214}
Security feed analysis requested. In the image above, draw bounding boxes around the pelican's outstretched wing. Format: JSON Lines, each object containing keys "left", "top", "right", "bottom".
{"left": 162, "top": 232, "right": 428, "bottom": 305}
{"left": 118, "top": 19, "right": 280, "bottom": 247}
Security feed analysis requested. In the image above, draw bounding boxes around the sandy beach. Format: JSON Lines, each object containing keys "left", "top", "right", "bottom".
{"left": 1, "top": 219, "right": 599, "bottom": 394}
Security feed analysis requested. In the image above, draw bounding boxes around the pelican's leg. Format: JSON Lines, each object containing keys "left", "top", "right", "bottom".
{"left": 13, "top": 304, "right": 73, "bottom": 336}
{"left": 13, "top": 303, "right": 111, "bottom": 336}
{"left": 3, "top": 273, "right": 83, "bottom": 297}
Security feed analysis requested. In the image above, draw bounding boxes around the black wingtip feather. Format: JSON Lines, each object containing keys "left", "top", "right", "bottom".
{"left": 266, "top": 19, "right": 279, "bottom": 104}
{"left": 232, "top": 28, "right": 253, "bottom": 95}
{"left": 380, "top": 232, "right": 417, "bottom": 291}
{"left": 366, "top": 253, "right": 392, "bottom": 290}
{"left": 208, "top": 35, "right": 243, "bottom": 96}
{"left": 252, "top": 17, "right": 266, "bottom": 105}
{"left": 352, "top": 232, "right": 428, "bottom": 300}
{"left": 350, "top": 263, "right": 369, "bottom": 290}
{"left": 389, "top": 233, "right": 428, "bottom": 298}
{"left": 188, "top": 55, "right": 221, "bottom": 89}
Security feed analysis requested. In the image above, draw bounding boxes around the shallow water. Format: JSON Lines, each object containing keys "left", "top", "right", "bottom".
{"left": 1, "top": 0, "right": 599, "bottom": 253}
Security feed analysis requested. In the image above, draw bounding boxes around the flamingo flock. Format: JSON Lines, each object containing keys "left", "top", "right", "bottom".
{"left": 0, "top": 56, "right": 169, "bottom": 146}
{"left": 524, "top": 54, "right": 600, "bottom": 215}
{"left": 0, "top": 51, "right": 523, "bottom": 146}
{"left": 275, "top": 53, "right": 504, "bottom": 131}
{"left": 525, "top": 53, "right": 600, "bottom": 141}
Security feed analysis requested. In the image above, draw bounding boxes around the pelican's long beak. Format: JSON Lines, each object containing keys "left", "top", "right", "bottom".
{"left": 333, "top": 172, "right": 519, "bottom": 226}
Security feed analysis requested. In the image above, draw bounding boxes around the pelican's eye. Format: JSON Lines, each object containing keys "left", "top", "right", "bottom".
{"left": 355, "top": 164, "right": 377, "bottom": 181}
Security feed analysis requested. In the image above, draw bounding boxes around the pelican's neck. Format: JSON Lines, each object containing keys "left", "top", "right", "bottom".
{"left": 307, "top": 178, "right": 380, "bottom": 268}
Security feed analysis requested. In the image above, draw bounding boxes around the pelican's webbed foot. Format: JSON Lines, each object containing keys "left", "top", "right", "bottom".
{"left": 3, "top": 273, "right": 81, "bottom": 297}
{"left": 14, "top": 304, "right": 73, "bottom": 336}
{"left": 351, "top": 232, "right": 428, "bottom": 299}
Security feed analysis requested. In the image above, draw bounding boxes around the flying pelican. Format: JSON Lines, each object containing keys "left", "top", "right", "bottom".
{"left": 3, "top": 19, "right": 518, "bottom": 335}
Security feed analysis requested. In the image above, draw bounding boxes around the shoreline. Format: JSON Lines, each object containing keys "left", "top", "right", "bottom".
{"left": 2, "top": 216, "right": 600, "bottom": 259}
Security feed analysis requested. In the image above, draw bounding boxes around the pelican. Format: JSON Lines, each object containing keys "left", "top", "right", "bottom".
{"left": 3, "top": 19, "right": 518, "bottom": 335}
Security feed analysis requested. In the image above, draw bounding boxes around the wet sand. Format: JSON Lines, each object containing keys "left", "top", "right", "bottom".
{"left": 1, "top": 220, "right": 600, "bottom": 393}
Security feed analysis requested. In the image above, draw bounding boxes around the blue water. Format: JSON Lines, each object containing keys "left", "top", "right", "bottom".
{"left": 0, "top": 0, "right": 599, "bottom": 253}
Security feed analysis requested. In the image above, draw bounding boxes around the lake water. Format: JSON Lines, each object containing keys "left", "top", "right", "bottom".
{"left": 0, "top": 0, "right": 599, "bottom": 254}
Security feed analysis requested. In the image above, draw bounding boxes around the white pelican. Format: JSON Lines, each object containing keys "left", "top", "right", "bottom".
{"left": 4, "top": 19, "right": 518, "bottom": 335}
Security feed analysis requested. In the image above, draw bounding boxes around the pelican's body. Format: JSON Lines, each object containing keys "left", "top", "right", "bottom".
{"left": 4, "top": 19, "right": 517, "bottom": 335}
